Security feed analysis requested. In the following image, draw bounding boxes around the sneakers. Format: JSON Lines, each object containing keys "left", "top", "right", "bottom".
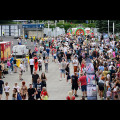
{"left": 75, "top": 94, "right": 78, "bottom": 97}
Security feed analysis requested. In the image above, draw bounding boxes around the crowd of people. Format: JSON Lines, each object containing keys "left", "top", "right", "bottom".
{"left": 0, "top": 31, "right": 120, "bottom": 100}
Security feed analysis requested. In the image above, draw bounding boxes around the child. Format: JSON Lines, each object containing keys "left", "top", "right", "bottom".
{"left": 7, "top": 60, "right": 11, "bottom": 74}
{"left": 106, "top": 87, "right": 112, "bottom": 100}
{"left": 4, "top": 82, "right": 10, "bottom": 100}
{"left": 38, "top": 57, "right": 42, "bottom": 72}
{"left": 40, "top": 87, "right": 49, "bottom": 100}
{"left": 53, "top": 51, "right": 57, "bottom": 63}
{"left": 19, "top": 67, "right": 23, "bottom": 81}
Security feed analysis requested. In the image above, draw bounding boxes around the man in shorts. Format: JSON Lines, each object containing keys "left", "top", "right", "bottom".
{"left": 59, "top": 58, "right": 66, "bottom": 81}
{"left": 79, "top": 73, "right": 87, "bottom": 97}
{"left": 23, "top": 56, "right": 28, "bottom": 71}
{"left": 71, "top": 72, "right": 79, "bottom": 97}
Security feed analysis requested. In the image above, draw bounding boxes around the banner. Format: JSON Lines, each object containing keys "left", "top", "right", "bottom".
{"left": 86, "top": 63, "right": 95, "bottom": 74}
{"left": 87, "top": 84, "right": 97, "bottom": 100}
{"left": 86, "top": 58, "right": 97, "bottom": 100}
{"left": 86, "top": 74, "right": 95, "bottom": 84}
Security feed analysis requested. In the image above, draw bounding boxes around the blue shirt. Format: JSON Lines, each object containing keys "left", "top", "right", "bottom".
{"left": 46, "top": 48, "right": 50, "bottom": 54}
{"left": 10, "top": 57, "right": 14, "bottom": 64}
{"left": 98, "top": 66, "right": 104, "bottom": 71}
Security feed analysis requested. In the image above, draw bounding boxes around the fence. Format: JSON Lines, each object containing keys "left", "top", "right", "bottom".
{"left": 0, "top": 24, "right": 21, "bottom": 37}
{"left": 44, "top": 27, "right": 65, "bottom": 37}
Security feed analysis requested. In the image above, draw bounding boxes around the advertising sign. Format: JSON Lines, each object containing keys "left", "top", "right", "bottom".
{"left": 87, "top": 84, "right": 97, "bottom": 100}
{"left": 86, "top": 63, "right": 95, "bottom": 74}
{"left": 86, "top": 74, "right": 95, "bottom": 84}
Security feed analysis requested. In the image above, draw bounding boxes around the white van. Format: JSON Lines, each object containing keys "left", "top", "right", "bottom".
{"left": 12, "top": 45, "right": 29, "bottom": 57}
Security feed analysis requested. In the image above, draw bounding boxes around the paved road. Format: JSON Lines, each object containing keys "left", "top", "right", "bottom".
{"left": 0, "top": 36, "right": 101, "bottom": 100}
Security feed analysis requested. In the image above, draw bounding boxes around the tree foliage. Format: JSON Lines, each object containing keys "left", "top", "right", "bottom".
{"left": 96, "top": 20, "right": 120, "bottom": 33}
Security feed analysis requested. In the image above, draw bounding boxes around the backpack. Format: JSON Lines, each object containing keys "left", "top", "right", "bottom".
{"left": 17, "top": 93, "right": 22, "bottom": 100}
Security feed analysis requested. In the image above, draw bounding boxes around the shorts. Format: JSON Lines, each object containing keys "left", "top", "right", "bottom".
{"left": 81, "top": 85, "right": 87, "bottom": 92}
{"left": 13, "top": 64, "right": 17, "bottom": 67}
{"left": 67, "top": 59, "right": 71, "bottom": 63}
{"left": 2, "top": 70, "right": 5, "bottom": 74}
{"left": 0, "top": 88, "right": 3, "bottom": 94}
{"left": 67, "top": 74, "right": 71, "bottom": 80}
{"left": 43, "top": 57, "right": 45, "bottom": 60}
{"left": 99, "top": 86, "right": 104, "bottom": 91}
{"left": 61, "top": 69, "right": 65, "bottom": 74}
{"left": 5, "top": 92, "right": 9, "bottom": 96}
{"left": 54, "top": 56, "right": 56, "bottom": 59}
{"left": 72, "top": 84, "right": 78, "bottom": 91}
{"left": 21, "top": 94, "right": 26, "bottom": 99}
{"left": 36, "top": 92, "right": 41, "bottom": 99}
{"left": 74, "top": 66, "right": 77, "bottom": 73}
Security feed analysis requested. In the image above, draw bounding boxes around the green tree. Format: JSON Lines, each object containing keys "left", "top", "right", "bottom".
{"left": 96, "top": 20, "right": 120, "bottom": 33}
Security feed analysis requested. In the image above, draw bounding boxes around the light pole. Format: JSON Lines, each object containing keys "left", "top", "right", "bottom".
{"left": 113, "top": 22, "right": 114, "bottom": 41}
{"left": 36, "top": 20, "right": 39, "bottom": 39}
{"left": 55, "top": 20, "right": 57, "bottom": 38}
{"left": 108, "top": 20, "right": 109, "bottom": 37}
{"left": 48, "top": 20, "right": 50, "bottom": 37}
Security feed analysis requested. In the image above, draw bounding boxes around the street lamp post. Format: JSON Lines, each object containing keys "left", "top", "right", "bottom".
{"left": 113, "top": 22, "right": 114, "bottom": 41}
{"left": 108, "top": 20, "right": 109, "bottom": 37}
{"left": 55, "top": 20, "right": 57, "bottom": 38}
{"left": 48, "top": 20, "right": 50, "bottom": 37}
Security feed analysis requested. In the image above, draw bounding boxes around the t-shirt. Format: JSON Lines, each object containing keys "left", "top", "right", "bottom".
{"left": 38, "top": 59, "right": 42, "bottom": 66}
{"left": 46, "top": 48, "right": 50, "bottom": 54}
{"left": 4, "top": 86, "right": 10, "bottom": 92}
{"left": 41, "top": 91, "right": 47, "bottom": 96}
{"left": 35, "top": 83, "right": 43, "bottom": 92}
{"left": 28, "top": 88, "right": 35, "bottom": 99}
{"left": 79, "top": 76, "right": 87, "bottom": 86}
{"left": 71, "top": 75, "right": 78, "bottom": 85}
{"left": 23, "top": 58, "right": 28, "bottom": 65}
{"left": 0, "top": 80, "right": 4, "bottom": 89}
{"left": 66, "top": 53, "right": 71, "bottom": 60}
{"left": 106, "top": 91, "right": 111, "bottom": 97}
{"left": 60, "top": 51, "right": 64, "bottom": 58}
{"left": 73, "top": 59, "right": 78, "bottom": 66}
{"left": 13, "top": 86, "right": 20, "bottom": 92}
{"left": 32, "top": 74, "right": 39, "bottom": 84}
{"left": 98, "top": 66, "right": 104, "bottom": 71}
{"left": 20, "top": 64, "right": 24, "bottom": 70}
{"left": 10, "top": 57, "right": 14, "bottom": 64}
{"left": 110, "top": 69, "right": 115, "bottom": 77}
{"left": 66, "top": 96, "right": 75, "bottom": 100}
{"left": 13, "top": 59, "right": 17, "bottom": 64}
{"left": 29, "top": 59, "right": 34, "bottom": 65}
{"left": 102, "top": 71, "right": 109, "bottom": 77}
{"left": 61, "top": 62, "right": 66, "bottom": 69}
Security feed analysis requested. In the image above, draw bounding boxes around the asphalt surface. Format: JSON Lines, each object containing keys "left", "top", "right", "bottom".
{"left": 0, "top": 36, "right": 101, "bottom": 100}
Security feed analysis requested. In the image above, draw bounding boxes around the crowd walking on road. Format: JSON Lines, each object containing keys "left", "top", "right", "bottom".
{"left": 0, "top": 32, "right": 120, "bottom": 100}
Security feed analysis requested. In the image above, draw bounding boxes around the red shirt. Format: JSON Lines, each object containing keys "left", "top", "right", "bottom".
{"left": 79, "top": 76, "right": 87, "bottom": 86}
{"left": 52, "top": 40, "right": 54, "bottom": 43}
{"left": 34, "top": 57, "right": 38, "bottom": 65}
{"left": 52, "top": 48, "right": 56, "bottom": 55}
{"left": 66, "top": 96, "right": 75, "bottom": 100}
{"left": 41, "top": 91, "right": 47, "bottom": 96}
